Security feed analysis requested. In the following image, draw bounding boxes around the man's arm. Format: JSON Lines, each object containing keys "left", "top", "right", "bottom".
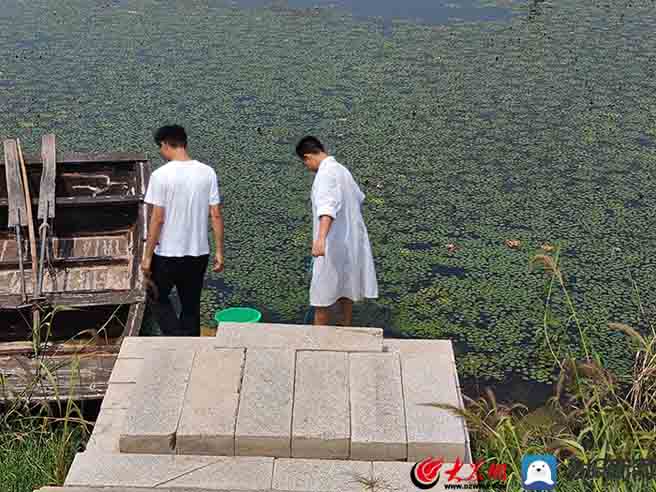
{"left": 312, "top": 215, "right": 333, "bottom": 257}
{"left": 312, "top": 169, "right": 340, "bottom": 258}
{"left": 141, "top": 204, "right": 165, "bottom": 275}
{"left": 210, "top": 204, "right": 225, "bottom": 272}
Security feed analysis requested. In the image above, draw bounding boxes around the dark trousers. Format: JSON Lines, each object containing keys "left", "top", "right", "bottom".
{"left": 150, "top": 253, "right": 209, "bottom": 337}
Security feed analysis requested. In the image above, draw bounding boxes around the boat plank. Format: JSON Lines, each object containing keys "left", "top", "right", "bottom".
{"left": 38, "top": 134, "right": 57, "bottom": 219}
{"left": 0, "top": 352, "right": 117, "bottom": 401}
{"left": 0, "top": 290, "right": 144, "bottom": 308}
{"left": 0, "top": 264, "right": 132, "bottom": 294}
{"left": 0, "top": 341, "right": 121, "bottom": 357}
{"left": 125, "top": 302, "right": 145, "bottom": 337}
{"left": 24, "top": 152, "right": 147, "bottom": 165}
{"left": 3, "top": 139, "right": 27, "bottom": 226}
{"left": 0, "top": 235, "right": 131, "bottom": 265}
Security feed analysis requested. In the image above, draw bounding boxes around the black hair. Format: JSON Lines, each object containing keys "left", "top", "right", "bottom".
{"left": 154, "top": 125, "right": 188, "bottom": 148}
{"left": 295, "top": 136, "right": 325, "bottom": 159}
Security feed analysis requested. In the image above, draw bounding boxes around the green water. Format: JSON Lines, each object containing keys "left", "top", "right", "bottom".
{"left": 1, "top": 0, "right": 655, "bottom": 402}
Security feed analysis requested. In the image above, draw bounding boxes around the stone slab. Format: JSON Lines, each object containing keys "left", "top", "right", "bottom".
{"left": 385, "top": 339, "right": 473, "bottom": 463}
{"left": 40, "top": 488, "right": 244, "bottom": 492}
{"left": 236, "top": 349, "right": 295, "bottom": 457}
{"left": 101, "top": 382, "right": 137, "bottom": 410}
{"left": 118, "top": 336, "right": 218, "bottom": 359}
{"left": 65, "top": 451, "right": 217, "bottom": 487}
{"left": 399, "top": 347, "right": 468, "bottom": 462}
{"left": 292, "top": 351, "right": 350, "bottom": 459}
{"left": 177, "top": 348, "right": 245, "bottom": 456}
{"left": 272, "top": 458, "right": 372, "bottom": 492}
{"left": 86, "top": 408, "right": 127, "bottom": 453}
{"left": 120, "top": 350, "right": 195, "bottom": 454}
{"left": 109, "top": 357, "right": 145, "bottom": 383}
{"left": 216, "top": 323, "right": 383, "bottom": 352}
{"left": 163, "top": 456, "right": 274, "bottom": 490}
{"left": 349, "top": 352, "right": 407, "bottom": 461}
{"left": 373, "top": 461, "right": 479, "bottom": 492}
{"left": 383, "top": 339, "right": 456, "bottom": 365}
{"left": 42, "top": 488, "right": 249, "bottom": 492}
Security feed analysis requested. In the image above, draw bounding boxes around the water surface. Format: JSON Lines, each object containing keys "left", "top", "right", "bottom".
{"left": 1, "top": 0, "right": 654, "bottom": 405}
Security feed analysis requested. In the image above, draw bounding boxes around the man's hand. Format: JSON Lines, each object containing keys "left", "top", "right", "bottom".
{"left": 141, "top": 256, "right": 152, "bottom": 276}
{"left": 312, "top": 216, "right": 332, "bottom": 257}
{"left": 312, "top": 239, "right": 326, "bottom": 257}
{"left": 213, "top": 252, "right": 225, "bottom": 273}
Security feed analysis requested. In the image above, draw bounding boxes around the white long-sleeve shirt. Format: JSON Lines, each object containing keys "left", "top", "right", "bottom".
{"left": 310, "top": 156, "right": 378, "bottom": 307}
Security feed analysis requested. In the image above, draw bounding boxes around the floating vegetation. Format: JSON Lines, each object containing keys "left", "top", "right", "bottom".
{"left": 1, "top": 0, "right": 655, "bottom": 394}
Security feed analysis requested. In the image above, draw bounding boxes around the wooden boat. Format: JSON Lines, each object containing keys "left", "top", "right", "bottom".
{"left": 0, "top": 135, "right": 151, "bottom": 401}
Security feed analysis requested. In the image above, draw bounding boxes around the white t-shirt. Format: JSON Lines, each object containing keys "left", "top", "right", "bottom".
{"left": 144, "top": 160, "right": 221, "bottom": 257}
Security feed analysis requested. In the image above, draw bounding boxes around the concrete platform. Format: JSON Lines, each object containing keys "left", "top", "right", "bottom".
{"left": 63, "top": 324, "right": 474, "bottom": 492}
{"left": 89, "top": 326, "right": 471, "bottom": 462}
{"left": 58, "top": 452, "right": 479, "bottom": 491}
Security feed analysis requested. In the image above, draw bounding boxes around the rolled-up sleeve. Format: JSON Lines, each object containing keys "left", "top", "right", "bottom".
{"left": 209, "top": 170, "right": 221, "bottom": 205}
{"left": 144, "top": 173, "right": 164, "bottom": 207}
{"left": 313, "top": 171, "right": 342, "bottom": 219}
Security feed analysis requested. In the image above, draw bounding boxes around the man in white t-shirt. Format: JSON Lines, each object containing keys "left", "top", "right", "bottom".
{"left": 141, "top": 125, "right": 224, "bottom": 336}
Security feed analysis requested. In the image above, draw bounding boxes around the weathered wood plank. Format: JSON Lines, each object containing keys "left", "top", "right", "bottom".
{"left": 0, "top": 195, "right": 142, "bottom": 208}
{"left": 124, "top": 302, "right": 145, "bottom": 337}
{"left": 0, "top": 237, "right": 24, "bottom": 263}
{"left": 16, "top": 138, "right": 38, "bottom": 294}
{"left": 54, "top": 235, "right": 130, "bottom": 259}
{"left": 0, "top": 289, "right": 144, "bottom": 308}
{"left": 0, "top": 235, "right": 131, "bottom": 265}
{"left": 0, "top": 264, "right": 132, "bottom": 294}
{"left": 139, "top": 161, "right": 151, "bottom": 242}
{"left": 131, "top": 212, "right": 140, "bottom": 291}
{"left": 38, "top": 134, "right": 56, "bottom": 219}
{"left": 24, "top": 152, "right": 147, "bottom": 165}
{"left": 0, "top": 352, "right": 117, "bottom": 401}
{"left": 132, "top": 161, "right": 149, "bottom": 288}
{"left": 55, "top": 195, "right": 142, "bottom": 206}
{"left": 3, "top": 139, "right": 27, "bottom": 227}
{"left": 58, "top": 167, "right": 135, "bottom": 198}
{"left": 0, "top": 341, "right": 121, "bottom": 357}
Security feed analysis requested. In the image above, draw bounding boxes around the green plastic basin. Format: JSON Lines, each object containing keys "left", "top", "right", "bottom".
{"left": 214, "top": 307, "right": 262, "bottom": 325}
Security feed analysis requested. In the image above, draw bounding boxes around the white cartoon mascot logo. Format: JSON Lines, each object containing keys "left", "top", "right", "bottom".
{"left": 525, "top": 460, "right": 555, "bottom": 486}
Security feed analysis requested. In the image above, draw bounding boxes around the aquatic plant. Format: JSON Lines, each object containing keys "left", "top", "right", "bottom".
{"left": 1, "top": 0, "right": 654, "bottom": 386}
{"left": 431, "top": 251, "right": 656, "bottom": 491}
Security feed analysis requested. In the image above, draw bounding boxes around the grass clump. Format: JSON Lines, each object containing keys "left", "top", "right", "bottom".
{"left": 1, "top": 306, "right": 92, "bottom": 492}
{"left": 444, "top": 248, "right": 656, "bottom": 491}
{"left": 0, "top": 418, "right": 86, "bottom": 492}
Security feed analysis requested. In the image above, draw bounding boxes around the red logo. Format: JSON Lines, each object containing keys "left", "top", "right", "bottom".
{"left": 410, "top": 457, "right": 444, "bottom": 489}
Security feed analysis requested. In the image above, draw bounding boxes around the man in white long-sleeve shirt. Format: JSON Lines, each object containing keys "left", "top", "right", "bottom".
{"left": 296, "top": 136, "right": 378, "bottom": 326}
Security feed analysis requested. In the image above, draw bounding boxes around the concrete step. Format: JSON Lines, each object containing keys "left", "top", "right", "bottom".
{"left": 120, "top": 350, "right": 195, "bottom": 454}
{"left": 383, "top": 339, "right": 471, "bottom": 462}
{"left": 177, "top": 348, "right": 245, "bottom": 456}
{"left": 292, "top": 351, "right": 350, "bottom": 459}
{"left": 235, "top": 349, "right": 295, "bottom": 457}
{"left": 61, "top": 452, "right": 479, "bottom": 491}
{"left": 215, "top": 323, "right": 384, "bottom": 352}
{"left": 91, "top": 332, "right": 469, "bottom": 464}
